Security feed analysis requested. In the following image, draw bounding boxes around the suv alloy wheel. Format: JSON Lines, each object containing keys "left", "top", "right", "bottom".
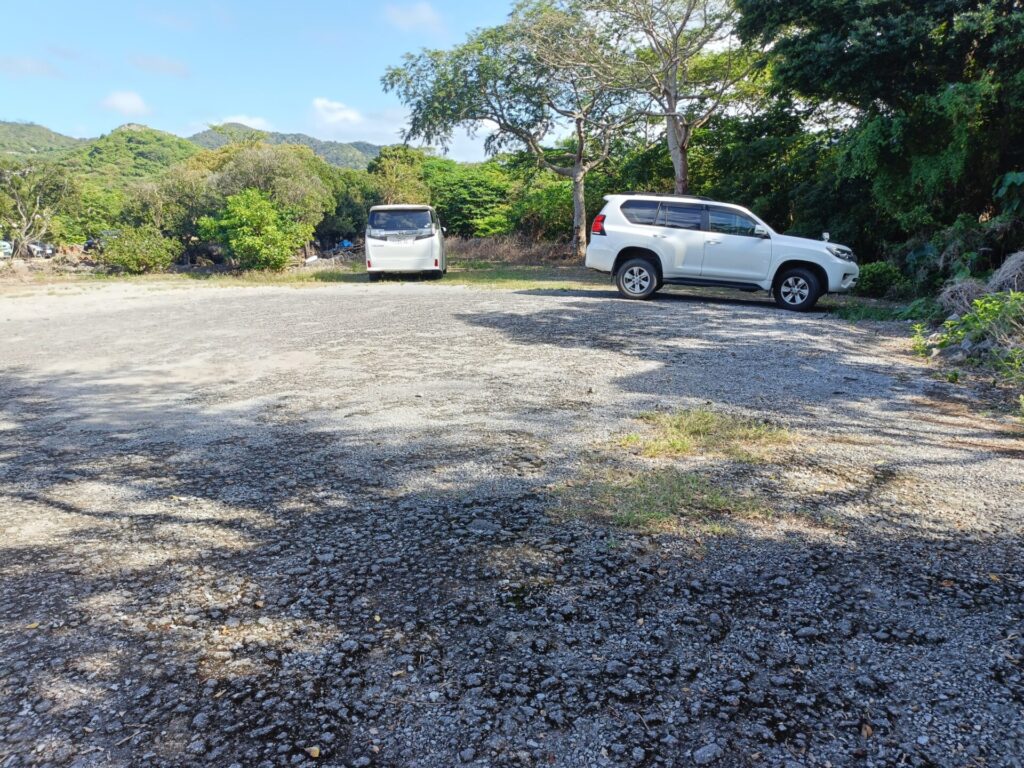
{"left": 773, "top": 267, "right": 821, "bottom": 311}
{"left": 615, "top": 258, "right": 659, "bottom": 300}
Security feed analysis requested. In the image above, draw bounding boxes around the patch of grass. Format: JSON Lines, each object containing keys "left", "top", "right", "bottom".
{"left": 2, "top": 260, "right": 608, "bottom": 293}
{"left": 565, "top": 469, "right": 771, "bottom": 533}
{"left": 442, "top": 264, "right": 603, "bottom": 291}
{"left": 833, "top": 297, "right": 945, "bottom": 323}
{"left": 621, "top": 408, "right": 790, "bottom": 462}
{"left": 448, "top": 258, "right": 500, "bottom": 271}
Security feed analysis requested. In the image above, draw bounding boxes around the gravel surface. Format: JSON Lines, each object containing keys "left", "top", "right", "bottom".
{"left": 1, "top": 281, "right": 1022, "bottom": 768}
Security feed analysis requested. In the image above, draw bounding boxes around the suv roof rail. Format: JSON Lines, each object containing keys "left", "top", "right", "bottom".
{"left": 621, "top": 192, "right": 715, "bottom": 201}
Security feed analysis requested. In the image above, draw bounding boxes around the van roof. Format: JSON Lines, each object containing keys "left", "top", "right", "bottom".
{"left": 369, "top": 204, "right": 434, "bottom": 211}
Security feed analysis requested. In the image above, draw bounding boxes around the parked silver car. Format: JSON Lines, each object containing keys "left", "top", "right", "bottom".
{"left": 0, "top": 241, "right": 12, "bottom": 259}
{"left": 25, "top": 241, "right": 55, "bottom": 258}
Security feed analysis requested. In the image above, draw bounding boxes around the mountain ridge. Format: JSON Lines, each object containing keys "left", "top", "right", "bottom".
{"left": 0, "top": 121, "right": 86, "bottom": 156}
{"left": 187, "top": 123, "right": 380, "bottom": 169}
{"left": 0, "top": 120, "right": 381, "bottom": 170}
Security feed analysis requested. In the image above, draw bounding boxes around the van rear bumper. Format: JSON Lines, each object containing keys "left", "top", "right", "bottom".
{"left": 366, "top": 240, "right": 438, "bottom": 272}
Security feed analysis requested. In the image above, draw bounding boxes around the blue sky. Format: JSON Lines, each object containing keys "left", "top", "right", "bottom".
{"left": 1, "top": 1, "right": 512, "bottom": 160}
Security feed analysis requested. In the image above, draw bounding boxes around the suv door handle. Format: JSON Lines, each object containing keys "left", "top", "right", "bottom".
{"left": 653, "top": 234, "right": 667, "bottom": 239}
{"left": 707, "top": 239, "right": 722, "bottom": 245}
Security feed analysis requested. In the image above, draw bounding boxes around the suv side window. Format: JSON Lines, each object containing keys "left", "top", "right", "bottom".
{"left": 708, "top": 208, "right": 759, "bottom": 237}
{"left": 656, "top": 203, "right": 703, "bottom": 231}
{"left": 620, "top": 200, "right": 661, "bottom": 226}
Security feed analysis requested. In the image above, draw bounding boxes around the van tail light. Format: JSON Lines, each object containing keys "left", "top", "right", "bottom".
{"left": 366, "top": 260, "right": 372, "bottom": 268}
{"left": 434, "top": 258, "right": 439, "bottom": 267}
{"left": 592, "top": 214, "right": 607, "bottom": 236}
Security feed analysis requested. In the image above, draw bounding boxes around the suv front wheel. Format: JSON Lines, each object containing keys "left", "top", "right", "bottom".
{"left": 615, "top": 258, "right": 660, "bottom": 300}
{"left": 773, "top": 267, "right": 821, "bottom": 311}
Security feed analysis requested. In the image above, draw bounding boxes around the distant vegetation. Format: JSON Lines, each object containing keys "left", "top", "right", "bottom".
{"left": 73, "top": 124, "right": 199, "bottom": 181}
{"left": 0, "top": 120, "right": 379, "bottom": 171}
{"left": 188, "top": 123, "right": 379, "bottom": 170}
{"left": 0, "top": 121, "right": 84, "bottom": 156}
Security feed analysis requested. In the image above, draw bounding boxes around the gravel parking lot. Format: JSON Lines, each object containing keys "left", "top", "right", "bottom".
{"left": 1, "top": 281, "right": 1022, "bottom": 768}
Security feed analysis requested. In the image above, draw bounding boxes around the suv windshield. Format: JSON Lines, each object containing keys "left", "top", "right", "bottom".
{"left": 369, "top": 210, "right": 432, "bottom": 231}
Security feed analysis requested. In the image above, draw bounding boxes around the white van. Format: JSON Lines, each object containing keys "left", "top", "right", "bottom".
{"left": 365, "top": 205, "right": 446, "bottom": 281}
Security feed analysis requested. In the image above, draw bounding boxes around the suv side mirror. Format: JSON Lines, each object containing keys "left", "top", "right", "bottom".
{"left": 754, "top": 225, "right": 770, "bottom": 239}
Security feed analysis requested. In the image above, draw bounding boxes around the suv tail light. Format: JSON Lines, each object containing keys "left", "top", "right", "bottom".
{"left": 591, "top": 214, "right": 607, "bottom": 236}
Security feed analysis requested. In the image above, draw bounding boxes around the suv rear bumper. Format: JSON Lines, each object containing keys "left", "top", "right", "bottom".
{"left": 584, "top": 243, "right": 615, "bottom": 273}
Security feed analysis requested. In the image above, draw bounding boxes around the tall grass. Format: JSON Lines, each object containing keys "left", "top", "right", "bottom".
{"left": 446, "top": 236, "right": 573, "bottom": 265}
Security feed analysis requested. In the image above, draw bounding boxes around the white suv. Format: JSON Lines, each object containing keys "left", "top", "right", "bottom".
{"left": 585, "top": 194, "right": 859, "bottom": 311}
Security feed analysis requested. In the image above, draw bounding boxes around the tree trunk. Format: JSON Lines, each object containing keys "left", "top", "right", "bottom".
{"left": 666, "top": 115, "right": 690, "bottom": 195}
{"left": 571, "top": 171, "right": 587, "bottom": 262}
{"left": 677, "top": 146, "right": 690, "bottom": 196}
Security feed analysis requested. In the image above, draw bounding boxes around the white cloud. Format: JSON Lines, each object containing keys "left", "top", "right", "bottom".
{"left": 0, "top": 56, "right": 60, "bottom": 78}
{"left": 308, "top": 95, "right": 493, "bottom": 158}
{"left": 384, "top": 2, "right": 445, "bottom": 34}
{"left": 312, "top": 97, "right": 364, "bottom": 127}
{"left": 101, "top": 91, "right": 150, "bottom": 117}
{"left": 221, "top": 115, "right": 273, "bottom": 131}
{"left": 131, "top": 55, "right": 190, "bottom": 78}
{"left": 311, "top": 100, "right": 407, "bottom": 146}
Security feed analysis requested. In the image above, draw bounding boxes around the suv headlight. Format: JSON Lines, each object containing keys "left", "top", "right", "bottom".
{"left": 827, "top": 245, "right": 856, "bottom": 262}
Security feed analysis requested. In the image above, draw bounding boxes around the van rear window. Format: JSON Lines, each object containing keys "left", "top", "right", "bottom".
{"left": 369, "top": 210, "right": 432, "bottom": 231}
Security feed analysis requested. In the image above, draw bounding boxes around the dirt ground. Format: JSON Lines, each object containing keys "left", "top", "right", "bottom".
{"left": 1, "top": 280, "right": 1021, "bottom": 768}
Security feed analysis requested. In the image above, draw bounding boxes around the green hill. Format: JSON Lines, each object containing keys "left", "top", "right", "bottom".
{"left": 0, "top": 121, "right": 84, "bottom": 157}
{"left": 71, "top": 124, "right": 199, "bottom": 181}
{"left": 189, "top": 123, "right": 380, "bottom": 169}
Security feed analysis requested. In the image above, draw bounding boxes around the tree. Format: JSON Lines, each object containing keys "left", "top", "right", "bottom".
{"left": 384, "top": 12, "right": 645, "bottom": 260}
{"left": 99, "top": 225, "right": 183, "bottom": 274}
{"left": 199, "top": 189, "right": 313, "bottom": 271}
{"left": 571, "top": 0, "right": 753, "bottom": 194}
{"left": 210, "top": 144, "right": 334, "bottom": 229}
{"left": 422, "top": 158, "right": 515, "bottom": 237}
{"left": 367, "top": 146, "right": 431, "bottom": 205}
{"left": 316, "top": 168, "right": 382, "bottom": 245}
{"left": 0, "top": 160, "right": 76, "bottom": 256}
{"left": 736, "top": 0, "right": 1024, "bottom": 245}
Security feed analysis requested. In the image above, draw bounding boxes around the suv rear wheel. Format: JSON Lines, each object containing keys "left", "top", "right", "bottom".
{"left": 616, "top": 258, "right": 659, "bottom": 300}
{"left": 773, "top": 267, "right": 821, "bottom": 311}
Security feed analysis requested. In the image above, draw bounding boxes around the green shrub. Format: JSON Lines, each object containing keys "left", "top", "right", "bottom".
{"left": 995, "top": 172, "right": 1024, "bottom": 217}
{"left": 937, "top": 291, "right": 1024, "bottom": 385}
{"left": 901, "top": 297, "right": 947, "bottom": 323}
{"left": 99, "top": 225, "right": 182, "bottom": 274}
{"left": 199, "top": 189, "right": 313, "bottom": 271}
{"left": 941, "top": 291, "right": 1024, "bottom": 345}
{"left": 854, "top": 261, "right": 910, "bottom": 299}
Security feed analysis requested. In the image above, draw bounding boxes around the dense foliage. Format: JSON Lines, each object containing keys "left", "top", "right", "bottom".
{"left": 99, "top": 225, "right": 183, "bottom": 274}
{"left": 199, "top": 189, "right": 314, "bottom": 271}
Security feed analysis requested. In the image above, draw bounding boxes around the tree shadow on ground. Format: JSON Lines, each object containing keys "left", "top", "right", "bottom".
{"left": 457, "top": 296, "right": 1022, "bottom": 455}
{"left": 0, "top": 322, "right": 1022, "bottom": 767}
